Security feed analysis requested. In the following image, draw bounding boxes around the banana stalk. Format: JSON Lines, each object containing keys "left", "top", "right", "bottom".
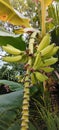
{"left": 40, "top": 0, "right": 52, "bottom": 36}
{"left": 21, "top": 70, "right": 30, "bottom": 130}
{"left": 39, "top": 0, "right": 52, "bottom": 7}
{"left": 41, "top": 0, "right": 46, "bottom": 36}
{"left": 21, "top": 43, "right": 32, "bottom": 130}
{"left": 29, "top": 32, "right": 37, "bottom": 55}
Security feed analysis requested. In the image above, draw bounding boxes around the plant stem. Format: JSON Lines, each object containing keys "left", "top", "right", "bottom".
{"left": 21, "top": 32, "right": 35, "bottom": 130}
{"left": 41, "top": 0, "right": 46, "bottom": 37}
{"left": 21, "top": 70, "right": 30, "bottom": 130}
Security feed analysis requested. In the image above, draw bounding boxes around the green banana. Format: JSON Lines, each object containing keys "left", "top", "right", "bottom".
{"left": 20, "top": 55, "right": 28, "bottom": 64}
{"left": 37, "top": 33, "right": 51, "bottom": 52}
{"left": 2, "top": 44, "right": 23, "bottom": 55}
{"left": 33, "top": 53, "right": 42, "bottom": 70}
{"left": 40, "top": 43, "right": 55, "bottom": 56}
{"left": 43, "top": 46, "right": 59, "bottom": 59}
{"left": 34, "top": 72, "right": 48, "bottom": 82}
{"left": 31, "top": 73, "right": 37, "bottom": 85}
{"left": 40, "top": 57, "right": 58, "bottom": 67}
{"left": 2, "top": 55, "right": 22, "bottom": 62}
{"left": 41, "top": 67, "right": 54, "bottom": 72}
{"left": 16, "top": 75, "right": 24, "bottom": 82}
{"left": 50, "top": 46, "right": 59, "bottom": 56}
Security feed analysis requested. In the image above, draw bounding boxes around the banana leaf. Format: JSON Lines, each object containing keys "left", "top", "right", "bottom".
{"left": 0, "top": 90, "right": 23, "bottom": 113}
{"left": 0, "top": 111, "right": 36, "bottom": 130}
{"left": 0, "top": 0, "right": 31, "bottom": 27}
{"left": 0, "top": 34, "right": 26, "bottom": 50}
{"left": 54, "top": 115, "right": 59, "bottom": 130}
{"left": 0, "top": 80, "right": 38, "bottom": 96}
{"left": 0, "top": 79, "right": 37, "bottom": 130}
{"left": 0, "top": 90, "right": 36, "bottom": 130}
{"left": 0, "top": 80, "right": 23, "bottom": 91}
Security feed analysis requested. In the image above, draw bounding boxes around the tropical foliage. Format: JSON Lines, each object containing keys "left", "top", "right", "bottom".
{"left": 0, "top": 0, "right": 59, "bottom": 130}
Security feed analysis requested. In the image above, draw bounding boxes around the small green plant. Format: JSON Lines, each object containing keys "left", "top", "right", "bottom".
{"left": 33, "top": 98, "right": 59, "bottom": 130}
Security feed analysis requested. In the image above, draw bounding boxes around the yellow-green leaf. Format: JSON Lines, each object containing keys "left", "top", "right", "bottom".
{"left": 2, "top": 0, "right": 11, "bottom": 5}
{"left": 0, "top": 0, "right": 31, "bottom": 27}
{"left": 44, "top": 0, "right": 52, "bottom": 7}
{"left": 14, "top": 28, "right": 25, "bottom": 34}
{"left": 39, "top": 0, "right": 52, "bottom": 7}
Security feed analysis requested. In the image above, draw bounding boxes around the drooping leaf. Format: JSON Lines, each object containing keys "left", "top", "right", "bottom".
{"left": 0, "top": 110, "right": 18, "bottom": 130}
{"left": 0, "top": 79, "right": 39, "bottom": 98}
{"left": 0, "top": 111, "right": 37, "bottom": 130}
{"left": 0, "top": 0, "right": 31, "bottom": 27}
{"left": 0, "top": 35, "right": 26, "bottom": 50}
{"left": 0, "top": 30, "right": 19, "bottom": 37}
{"left": 0, "top": 82, "right": 36, "bottom": 130}
{"left": 0, "top": 80, "right": 23, "bottom": 91}
{"left": 33, "top": 98, "right": 58, "bottom": 130}
{"left": 46, "top": 112, "right": 57, "bottom": 130}
{"left": 0, "top": 90, "right": 23, "bottom": 113}
{"left": 54, "top": 115, "right": 59, "bottom": 129}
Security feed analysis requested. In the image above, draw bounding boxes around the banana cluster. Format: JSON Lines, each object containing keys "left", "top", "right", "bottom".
{"left": 2, "top": 33, "right": 59, "bottom": 85}
{"left": 2, "top": 44, "right": 24, "bottom": 55}
{"left": 2, "top": 44, "right": 27, "bottom": 63}
{"left": 31, "top": 33, "right": 59, "bottom": 84}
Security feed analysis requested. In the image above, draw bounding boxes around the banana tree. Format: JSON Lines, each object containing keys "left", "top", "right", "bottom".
{"left": 0, "top": 0, "right": 59, "bottom": 130}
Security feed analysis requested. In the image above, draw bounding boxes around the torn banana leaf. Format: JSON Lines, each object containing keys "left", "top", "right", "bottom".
{"left": 0, "top": 0, "right": 31, "bottom": 27}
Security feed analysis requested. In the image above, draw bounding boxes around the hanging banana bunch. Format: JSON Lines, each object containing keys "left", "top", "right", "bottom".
{"left": 31, "top": 33, "right": 59, "bottom": 85}
{"left": 2, "top": 44, "right": 27, "bottom": 64}
{"left": 1, "top": 32, "right": 59, "bottom": 130}
{"left": 1, "top": 1, "right": 58, "bottom": 130}
{"left": 2, "top": 33, "right": 59, "bottom": 83}
{"left": 2, "top": 44, "right": 24, "bottom": 55}
{"left": 21, "top": 32, "right": 37, "bottom": 130}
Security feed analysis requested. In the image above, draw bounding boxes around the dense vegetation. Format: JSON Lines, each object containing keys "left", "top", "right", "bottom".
{"left": 0, "top": 0, "right": 59, "bottom": 130}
